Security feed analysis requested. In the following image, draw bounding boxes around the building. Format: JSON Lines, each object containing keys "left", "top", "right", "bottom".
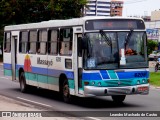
{"left": 84, "top": 0, "right": 111, "bottom": 16}
{"left": 151, "top": 10, "right": 160, "bottom": 21}
{"left": 141, "top": 16, "right": 151, "bottom": 21}
{"left": 145, "top": 10, "right": 160, "bottom": 42}
{"left": 110, "top": 0, "right": 124, "bottom": 16}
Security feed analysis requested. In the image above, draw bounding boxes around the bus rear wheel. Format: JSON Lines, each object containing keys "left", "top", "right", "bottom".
{"left": 19, "top": 72, "right": 28, "bottom": 93}
{"left": 111, "top": 95, "right": 126, "bottom": 103}
{"left": 62, "top": 80, "right": 71, "bottom": 103}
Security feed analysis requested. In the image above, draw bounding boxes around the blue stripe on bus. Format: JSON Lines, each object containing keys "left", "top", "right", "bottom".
{"left": 4, "top": 63, "right": 149, "bottom": 81}
{"left": 100, "top": 70, "right": 110, "bottom": 79}
{"left": 82, "top": 73, "right": 102, "bottom": 80}
{"left": 3, "top": 63, "right": 12, "bottom": 69}
{"left": 116, "top": 71, "right": 149, "bottom": 79}
{"left": 82, "top": 71, "right": 149, "bottom": 80}
{"left": 3, "top": 63, "right": 74, "bottom": 79}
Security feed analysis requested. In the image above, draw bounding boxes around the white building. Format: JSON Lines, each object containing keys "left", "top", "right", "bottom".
{"left": 151, "top": 10, "right": 160, "bottom": 21}
{"left": 84, "top": 0, "right": 111, "bottom": 16}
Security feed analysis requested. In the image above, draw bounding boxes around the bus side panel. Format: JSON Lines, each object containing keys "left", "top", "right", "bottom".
{"left": 3, "top": 53, "right": 12, "bottom": 77}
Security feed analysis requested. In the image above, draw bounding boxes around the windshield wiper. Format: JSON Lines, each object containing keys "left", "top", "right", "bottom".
{"left": 124, "top": 29, "right": 133, "bottom": 49}
{"left": 99, "top": 30, "right": 112, "bottom": 54}
{"left": 100, "top": 30, "right": 112, "bottom": 46}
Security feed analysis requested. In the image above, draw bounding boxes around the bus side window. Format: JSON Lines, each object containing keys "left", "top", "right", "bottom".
{"left": 38, "top": 30, "right": 47, "bottom": 54}
{"left": 48, "top": 30, "right": 58, "bottom": 55}
{"left": 19, "top": 31, "right": 28, "bottom": 53}
{"left": 59, "top": 28, "right": 73, "bottom": 55}
{"left": 29, "top": 30, "right": 37, "bottom": 54}
{"left": 4, "top": 32, "right": 11, "bottom": 53}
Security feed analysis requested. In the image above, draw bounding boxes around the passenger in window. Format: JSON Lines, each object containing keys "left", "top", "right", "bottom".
{"left": 4, "top": 49, "right": 7, "bottom": 52}
{"left": 60, "top": 48, "right": 64, "bottom": 55}
{"left": 68, "top": 49, "right": 72, "bottom": 55}
{"left": 37, "top": 48, "right": 40, "bottom": 53}
{"left": 125, "top": 48, "right": 137, "bottom": 55}
{"left": 29, "top": 50, "right": 33, "bottom": 54}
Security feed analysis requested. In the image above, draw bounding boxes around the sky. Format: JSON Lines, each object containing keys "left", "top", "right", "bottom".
{"left": 122, "top": 0, "right": 160, "bottom": 17}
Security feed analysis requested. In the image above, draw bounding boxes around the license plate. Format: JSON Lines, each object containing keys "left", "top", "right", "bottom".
{"left": 137, "top": 86, "right": 148, "bottom": 92}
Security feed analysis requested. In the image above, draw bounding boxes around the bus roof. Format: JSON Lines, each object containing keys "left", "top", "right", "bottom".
{"left": 4, "top": 16, "right": 144, "bottom": 31}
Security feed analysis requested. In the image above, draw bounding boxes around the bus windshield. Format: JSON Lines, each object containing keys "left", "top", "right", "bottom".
{"left": 83, "top": 31, "right": 148, "bottom": 69}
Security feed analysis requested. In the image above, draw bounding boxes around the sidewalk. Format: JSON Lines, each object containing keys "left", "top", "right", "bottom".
{"left": 0, "top": 95, "right": 80, "bottom": 120}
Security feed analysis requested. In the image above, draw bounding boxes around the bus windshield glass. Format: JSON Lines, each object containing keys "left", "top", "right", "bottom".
{"left": 83, "top": 31, "right": 147, "bottom": 69}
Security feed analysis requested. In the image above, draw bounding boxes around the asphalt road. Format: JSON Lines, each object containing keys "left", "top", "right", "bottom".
{"left": 0, "top": 65, "right": 160, "bottom": 120}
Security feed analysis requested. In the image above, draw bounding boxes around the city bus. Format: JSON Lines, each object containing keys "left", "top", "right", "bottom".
{"left": 3, "top": 16, "right": 149, "bottom": 103}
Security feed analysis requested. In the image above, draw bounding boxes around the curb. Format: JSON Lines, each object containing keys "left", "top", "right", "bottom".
{"left": 150, "top": 85, "right": 160, "bottom": 90}
{"left": 156, "top": 87, "right": 160, "bottom": 89}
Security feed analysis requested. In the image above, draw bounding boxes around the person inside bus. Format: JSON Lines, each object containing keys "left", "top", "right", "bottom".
{"left": 93, "top": 39, "right": 107, "bottom": 64}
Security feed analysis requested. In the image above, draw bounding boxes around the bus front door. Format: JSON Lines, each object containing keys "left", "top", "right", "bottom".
{"left": 11, "top": 31, "right": 19, "bottom": 81}
{"left": 73, "top": 26, "right": 83, "bottom": 96}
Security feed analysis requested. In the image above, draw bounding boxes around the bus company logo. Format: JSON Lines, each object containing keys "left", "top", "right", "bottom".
{"left": 24, "top": 55, "right": 32, "bottom": 72}
{"left": 37, "top": 57, "right": 53, "bottom": 67}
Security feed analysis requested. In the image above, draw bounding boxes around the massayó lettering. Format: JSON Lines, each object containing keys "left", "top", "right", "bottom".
{"left": 37, "top": 57, "right": 53, "bottom": 66}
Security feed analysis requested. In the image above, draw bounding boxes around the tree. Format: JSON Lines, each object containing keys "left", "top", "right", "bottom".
{"left": 0, "top": 0, "right": 87, "bottom": 48}
{"left": 147, "top": 40, "right": 158, "bottom": 54}
{"left": 0, "top": 0, "right": 87, "bottom": 25}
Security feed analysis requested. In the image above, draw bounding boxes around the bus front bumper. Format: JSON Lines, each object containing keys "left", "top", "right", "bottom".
{"left": 84, "top": 84, "right": 149, "bottom": 97}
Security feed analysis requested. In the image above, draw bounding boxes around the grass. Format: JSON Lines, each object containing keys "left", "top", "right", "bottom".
{"left": 150, "top": 72, "right": 160, "bottom": 87}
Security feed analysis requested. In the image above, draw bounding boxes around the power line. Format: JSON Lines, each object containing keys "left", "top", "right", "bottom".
{"left": 124, "top": 0, "right": 147, "bottom": 4}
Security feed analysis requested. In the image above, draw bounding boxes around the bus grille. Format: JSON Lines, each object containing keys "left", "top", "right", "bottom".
{"left": 105, "top": 80, "right": 133, "bottom": 87}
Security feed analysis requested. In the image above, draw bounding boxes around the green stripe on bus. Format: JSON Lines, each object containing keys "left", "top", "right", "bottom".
{"left": 4, "top": 69, "right": 12, "bottom": 76}
{"left": 68, "top": 80, "right": 75, "bottom": 89}
{"left": 4, "top": 70, "right": 75, "bottom": 89}
{"left": 108, "top": 70, "right": 118, "bottom": 79}
{"left": 48, "top": 77, "right": 59, "bottom": 85}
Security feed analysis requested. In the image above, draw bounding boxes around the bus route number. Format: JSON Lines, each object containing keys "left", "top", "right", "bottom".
{"left": 56, "top": 57, "right": 61, "bottom": 62}
{"left": 134, "top": 73, "right": 146, "bottom": 77}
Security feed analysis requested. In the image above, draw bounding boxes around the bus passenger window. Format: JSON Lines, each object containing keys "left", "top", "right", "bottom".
{"left": 38, "top": 30, "right": 47, "bottom": 54}
{"left": 29, "top": 31, "right": 37, "bottom": 54}
{"left": 59, "top": 28, "right": 72, "bottom": 55}
{"left": 4, "top": 32, "right": 11, "bottom": 53}
{"left": 19, "top": 31, "right": 28, "bottom": 53}
{"left": 48, "top": 30, "right": 58, "bottom": 55}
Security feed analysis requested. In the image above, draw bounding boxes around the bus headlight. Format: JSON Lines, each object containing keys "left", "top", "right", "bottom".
{"left": 137, "top": 80, "right": 140, "bottom": 84}
{"left": 98, "top": 82, "right": 101, "bottom": 86}
{"left": 92, "top": 81, "right": 95, "bottom": 85}
{"left": 142, "top": 79, "right": 145, "bottom": 83}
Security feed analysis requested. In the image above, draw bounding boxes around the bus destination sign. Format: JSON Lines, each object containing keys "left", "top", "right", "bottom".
{"left": 85, "top": 19, "right": 145, "bottom": 30}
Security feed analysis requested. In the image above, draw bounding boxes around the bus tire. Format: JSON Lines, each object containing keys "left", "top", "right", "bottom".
{"left": 19, "top": 72, "right": 28, "bottom": 93}
{"left": 111, "top": 95, "right": 126, "bottom": 103}
{"left": 62, "top": 79, "right": 71, "bottom": 103}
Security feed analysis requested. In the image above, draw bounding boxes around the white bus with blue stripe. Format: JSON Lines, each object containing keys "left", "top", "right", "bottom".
{"left": 3, "top": 16, "right": 149, "bottom": 103}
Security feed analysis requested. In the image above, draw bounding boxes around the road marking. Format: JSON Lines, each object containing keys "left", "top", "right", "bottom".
{"left": 0, "top": 77, "right": 9, "bottom": 79}
{"left": 17, "top": 97, "right": 52, "bottom": 108}
{"left": 87, "top": 117, "right": 101, "bottom": 120}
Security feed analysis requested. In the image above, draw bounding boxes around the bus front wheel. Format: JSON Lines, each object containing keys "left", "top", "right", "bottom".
{"left": 111, "top": 95, "right": 126, "bottom": 103}
{"left": 19, "top": 72, "right": 28, "bottom": 93}
{"left": 62, "top": 79, "right": 71, "bottom": 103}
